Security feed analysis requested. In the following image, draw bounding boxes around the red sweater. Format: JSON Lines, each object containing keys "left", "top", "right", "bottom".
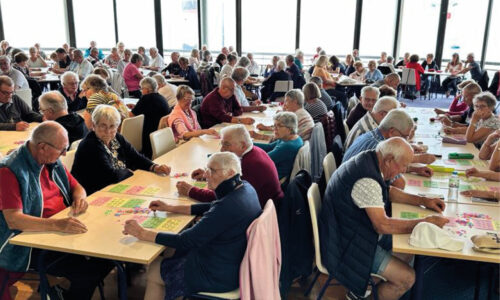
{"left": 406, "top": 62, "right": 425, "bottom": 91}
{"left": 188, "top": 146, "right": 284, "bottom": 207}
{"left": 448, "top": 95, "right": 469, "bottom": 115}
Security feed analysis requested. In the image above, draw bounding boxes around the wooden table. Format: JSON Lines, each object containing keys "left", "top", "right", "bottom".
{"left": 0, "top": 123, "right": 38, "bottom": 155}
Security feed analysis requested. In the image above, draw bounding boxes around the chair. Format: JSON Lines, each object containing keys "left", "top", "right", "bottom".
{"left": 120, "top": 114, "right": 144, "bottom": 152}
{"left": 323, "top": 152, "right": 336, "bottom": 183}
{"left": 290, "top": 141, "right": 311, "bottom": 179}
{"left": 150, "top": 127, "right": 176, "bottom": 159}
{"left": 60, "top": 150, "right": 76, "bottom": 171}
{"left": 377, "top": 66, "right": 392, "bottom": 75}
{"left": 401, "top": 68, "right": 417, "bottom": 100}
{"left": 16, "top": 89, "right": 33, "bottom": 109}
{"left": 69, "top": 139, "right": 82, "bottom": 151}
{"left": 273, "top": 80, "right": 294, "bottom": 102}
{"left": 343, "top": 119, "right": 350, "bottom": 136}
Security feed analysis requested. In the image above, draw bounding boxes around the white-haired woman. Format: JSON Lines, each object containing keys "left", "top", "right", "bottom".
{"left": 104, "top": 47, "right": 121, "bottom": 69}
{"left": 72, "top": 105, "right": 171, "bottom": 195}
{"left": 261, "top": 60, "right": 292, "bottom": 102}
{"left": 189, "top": 48, "right": 200, "bottom": 71}
{"left": 152, "top": 74, "right": 178, "bottom": 108}
{"left": 123, "top": 152, "right": 261, "bottom": 300}
{"left": 465, "top": 92, "right": 500, "bottom": 144}
{"left": 254, "top": 112, "right": 303, "bottom": 180}
{"left": 27, "top": 46, "right": 48, "bottom": 68}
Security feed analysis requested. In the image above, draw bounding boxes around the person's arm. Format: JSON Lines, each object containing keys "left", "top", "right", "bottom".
{"left": 3, "top": 209, "right": 87, "bottom": 233}
{"left": 489, "top": 140, "right": 500, "bottom": 172}
{"left": 254, "top": 140, "right": 277, "bottom": 152}
{"left": 466, "top": 119, "right": 493, "bottom": 143}
{"left": 364, "top": 207, "right": 448, "bottom": 234}
{"left": 38, "top": 56, "right": 48, "bottom": 67}
{"left": 479, "top": 132, "right": 500, "bottom": 160}
{"left": 188, "top": 187, "right": 217, "bottom": 202}
{"left": 16, "top": 97, "right": 42, "bottom": 123}
{"left": 389, "top": 186, "right": 445, "bottom": 213}
{"left": 0, "top": 122, "right": 16, "bottom": 130}
{"left": 465, "top": 167, "right": 500, "bottom": 181}
{"left": 119, "top": 134, "right": 154, "bottom": 171}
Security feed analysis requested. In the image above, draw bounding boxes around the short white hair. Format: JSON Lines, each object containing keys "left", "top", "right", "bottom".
{"left": 285, "top": 89, "right": 305, "bottom": 107}
{"left": 220, "top": 125, "right": 253, "bottom": 148}
{"left": 39, "top": 91, "right": 67, "bottom": 112}
{"left": 373, "top": 96, "right": 399, "bottom": 113}
{"left": 379, "top": 109, "right": 414, "bottom": 133}
{"left": 208, "top": 152, "right": 242, "bottom": 177}
{"left": 274, "top": 111, "right": 298, "bottom": 134}
{"left": 152, "top": 74, "right": 166, "bottom": 86}
{"left": 92, "top": 105, "right": 121, "bottom": 126}
{"left": 31, "top": 121, "right": 67, "bottom": 145}
{"left": 140, "top": 77, "right": 158, "bottom": 93}
{"left": 276, "top": 60, "right": 286, "bottom": 71}
{"left": 61, "top": 71, "right": 79, "bottom": 85}
{"left": 361, "top": 85, "right": 380, "bottom": 99}
{"left": 376, "top": 137, "right": 413, "bottom": 163}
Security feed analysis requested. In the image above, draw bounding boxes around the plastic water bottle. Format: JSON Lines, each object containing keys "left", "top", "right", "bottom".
{"left": 447, "top": 171, "right": 460, "bottom": 202}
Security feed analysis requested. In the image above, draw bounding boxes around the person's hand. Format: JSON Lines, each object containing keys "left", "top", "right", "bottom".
{"left": 443, "top": 126, "right": 456, "bottom": 134}
{"left": 191, "top": 168, "right": 206, "bottom": 180}
{"left": 126, "top": 103, "right": 135, "bottom": 109}
{"left": 54, "top": 217, "right": 87, "bottom": 233}
{"left": 176, "top": 181, "right": 193, "bottom": 196}
{"left": 240, "top": 118, "right": 255, "bottom": 125}
{"left": 423, "top": 197, "right": 446, "bottom": 213}
{"left": 253, "top": 100, "right": 263, "bottom": 106}
{"left": 15, "top": 121, "right": 29, "bottom": 131}
{"left": 413, "top": 166, "right": 433, "bottom": 177}
{"left": 256, "top": 105, "right": 267, "bottom": 112}
{"left": 248, "top": 130, "right": 259, "bottom": 139}
{"left": 149, "top": 200, "right": 169, "bottom": 212}
{"left": 203, "top": 129, "right": 219, "bottom": 137}
{"left": 256, "top": 123, "right": 267, "bottom": 130}
{"left": 434, "top": 108, "right": 447, "bottom": 115}
{"left": 484, "top": 129, "right": 500, "bottom": 145}
{"left": 78, "top": 90, "right": 86, "bottom": 98}
{"left": 154, "top": 164, "right": 171, "bottom": 175}
{"left": 71, "top": 198, "right": 88, "bottom": 215}
{"left": 399, "top": 101, "right": 407, "bottom": 108}
{"left": 411, "top": 143, "right": 426, "bottom": 153}
{"left": 471, "top": 110, "right": 481, "bottom": 123}
{"left": 424, "top": 215, "right": 449, "bottom": 228}
{"left": 417, "top": 153, "right": 436, "bottom": 165}
{"left": 438, "top": 116, "right": 452, "bottom": 126}
{"left": 465, "top": 167, "right": 480, "bottom": 178}
{"left": 122, "top": 220, "right": 144, "bottom": 238}
{"left": 460, "top": 190, "right": 496, "bottom": 199}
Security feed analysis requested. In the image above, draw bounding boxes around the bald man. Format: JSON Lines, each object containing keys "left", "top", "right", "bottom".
{"left": 0, "top": 121, "right": 113, "bottom": 299}
{"left": 200, "top": 77, "right": 255, "bottom": 128}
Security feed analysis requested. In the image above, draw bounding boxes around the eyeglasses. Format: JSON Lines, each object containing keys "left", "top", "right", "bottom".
{"left": 40, "top": 141, "right": 68, "bottom": 155}
{"left": 96, "top": 123, "right": 118, "bottom": 132}
{"left": 0, "top": 89, "right": 14, "bottom": 96}
{"left": 473, "top": 104, "right": 488, "bottom": 110}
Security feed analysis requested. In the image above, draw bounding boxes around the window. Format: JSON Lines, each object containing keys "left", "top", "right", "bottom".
{"left": 202, "top": 0, "right": 236, "bottom": 52}
{"left": 74, "top": 0, "right": 115, "bottom": 49}
{"left": 300, "top": 0, "right": 356, "bottom": 56}
{"left": 1, "top": 0, "right": 67, "bottom": 48}
{"left": 399, "top": 0, "right": 441, "bottom": 60}
{"left": 359, "top": 0, "right": 398, "bottom": 58}
{"left": 485, "top": 0, "right": 500, "bottom": 65}
{"left": 116, "top": 0, "right": 156, "bottom": 49}
{"left": 162, "top": 0, "right": 199, "bottom": 52}
{"left": 442, "top": 0, "right": 488, "bottom": 61}
{"left": 242, "top": 0, "right": 296, "bottom": 54}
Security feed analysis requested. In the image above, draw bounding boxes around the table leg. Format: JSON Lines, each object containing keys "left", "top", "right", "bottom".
{"left": 112, "top": 261, "right": 128, "bottom": 300}
{"left": 37, "top": 250, "right": 48, "bottom": 300}
{"left": 411, "top": 255, "right": 424, "bottom": 300}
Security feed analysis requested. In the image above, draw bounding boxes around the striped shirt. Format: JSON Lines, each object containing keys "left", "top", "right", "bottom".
{"left": 345, "top": 112, "right": 378, "bottom": 150}
{"left": 295, "top": 108, "right": 314, "bottom": 141}
{"left": 304, "top": 99, "right": 328, "bottom": 122}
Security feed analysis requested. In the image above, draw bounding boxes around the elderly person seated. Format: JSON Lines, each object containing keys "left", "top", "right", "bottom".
{"left": 379, "top": 55, "right": 396, "bottom": 74}
{"left": 86, "top": 48, "right": 102, "bottom": 66}
{"left": 58, "top": 71, "right": 87, "bottom": 112}
{"left": 51, "top": 48, "right": 72, "bottom": 74}
{"left": 343, "top": 54, "right": 356, "bottom": 76}
{"left": 365, "top": 60, "right": 383, "bottom": 83}
{"left": 162, "top": 51, "right": 181, "bottom": 75}
{"left": 309, "top": 76, "right": 334, "bottom": 110}
{"left": 350, "top": 61, "right": 368, "bottom": 82}
{"left": 464, "top": 92, "right": 500, "bottom": 145}
{"left": 0, "top": 55, "right": 29, "bottom": 90}
{"left": 345, "top": 96, "right": 399, "bottom": 149}
{"left": 84, "top": 41, "right": 104, "bottom": 60}
{"left": 177, "top": 56, "right": 201, "bottom": 90}
{"left": 27, "top": 46, "right": 47, "bottom": 68}
{"left": 197, "top": 50, "right": 212, "bottom": 74}
{"left": 294, "top": 49, "right": 304, "bottom": 71}
{"left": 405, "top": 54, "right": 425, "bottom": 95}
{"left": 38, "top": 91, "right": 88, "bottom": 145}
{"left": 200, "top": 77, "right": 254, "bottom": 128}
{"left": 346, "top": 86, "right": 380, "bottom": 130}
{"left": 373, "top": 73, "right": 400, "bottom": 92}
{"left": 264, "top": 55, "right": 279, "bottom": 78}
{"left": 478, "top": 129, "right": 500, "bottom": 160}
{"left": 246, "top": 53, "right": 260, "bottom": 75}
{"left": 344, "top": 109, "right": 436, "bottom": 187}
{"left": 137, "top": 46, "right": 150, "bottom": 66}
{"left": 286, "top": 54, "right": 305, "bottom": 89}
{"left": 219, "top": 53, "right": 237, "bottom": 81}
{"left": 464, "top": 130, "right": 500, "bottom": 183}
{"left": 189, "top": 49, "right": 200, "bottom": 70}
{"left": 161, "top": 85, "right": 217, "bottom": 142}
{"left": 0, "top": 76, "right": 42, "bottom": 131}
{"left": 122, "top": 152, "right": 261, "bottom": 299}
{"left": 72, "top": 105, "right": 171, "bottom": 195}
{"left": 303, "top": 82, "right": 327, "bottom": 122}
{"left": 312, "top": 55, "right": 337, "bottom": 91}
{"left": 231, "top": 67, "right": 266, "bottom": 109}
{"left": 12, "top": 52, "right": 31, "bottom": 79}
{"left": 260, "top": 60, "right": 292, "bottom": 102}
{"left": 253, "top": 89, "right": 314, "bottom": 142}
{"left": 435, "top": 80, "right": 475, "bottom": 116}
{"left": 0, "top": 121, "right": 114, "bottom": 300}
{"left": 104, "top": 47, "right": 121, "bottom": 69}
{"left": 152, "top": 74, "right": 178, "bottom": 108}
{"left": 123, "top": 53, "right": 145, "bottom": 98}
{"left": 81, "top": 74, "right": 128, "bottom": 129}
{"left": 145, "top": 47, "right": 165, "bottom": 71}
{"left": 129, "top": 77, "right": 170, "bottom": 158}
{"left": 439, "top": 82, "right": 482, "bottom": 132}
{"left": 117, "top": 49, "right": 132, "bottom": 75}
{"left": 378, "top": 51, "right": 387, "bottom": 65}
{"left": 320, "top": 137, "right": 448, "bottom": 300}
{"left": 176, "top": 125, "right": 283, "bottom": 208}
{"left": 254, "top": 112, "right": 303, "bottom": 180}
{"left": 70, "top": 49, "right": 94, "bottom": 80}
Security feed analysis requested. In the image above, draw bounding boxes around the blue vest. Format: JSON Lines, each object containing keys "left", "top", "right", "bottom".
{"left": 319, "top": 150, "right": 389, "bottom": 296}
{"left": 0, "top": 143, "right": 71, "bottom": 272}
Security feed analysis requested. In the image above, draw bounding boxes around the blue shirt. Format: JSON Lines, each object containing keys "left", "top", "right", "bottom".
{"left": 365, "top": 69, "right": 384, "bottom": 82}
{"left": 468, "top": 61, "right": 482, "bottom": 82}
{"left": 343, "top": 128, "right": 384, "bottom": 163}
{"left": 255, "top": 137, "right": 303, "bottom": 179}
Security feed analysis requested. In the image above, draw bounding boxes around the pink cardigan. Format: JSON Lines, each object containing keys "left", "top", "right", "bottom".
{"left": 239, "top": 200, "right": 281, "bottom": 300}
{"left": 167, "top": 104, "right": 201, "bottom": 142}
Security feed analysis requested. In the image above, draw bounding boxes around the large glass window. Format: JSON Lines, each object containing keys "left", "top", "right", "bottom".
{"left": 359, "top": 0, "right": 398, "bottom": 58}
{"left": 202, "top": 0, "right": 236, "bottom": 52}
{"left": 74, "top": 0, "right": 115, "bottom": 49}
{"left": 162, "top": 0, "right": 199, "bottom": 51}
{"left": 242, "top": 0, "right": 296, "bottom": 54}
{"left": 300, "top": 0, "right": 356, "bottom": 57}
{"left": 485, "top": 0, "right": 500, "bottom": 65}
{"left": 116, "top": 0, "right": 156, "bottom": 49}
{"left": 399, "top": 0, "right": 441, "bottom": 60}
{"left": 2, "top": 0, "right": 67, "bottom": 48}
{"left": 442, "top": 0, "right": 488, "bottom": 61}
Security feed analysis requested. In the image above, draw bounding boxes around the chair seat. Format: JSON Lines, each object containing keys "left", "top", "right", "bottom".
{"left": 197, "top": 288, "right": 240, "bottom": 299}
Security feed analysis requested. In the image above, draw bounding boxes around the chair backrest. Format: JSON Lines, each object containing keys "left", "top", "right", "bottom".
{"left": 323, "top": 152, "right": 336, "bottom": 184}
{"left": 60, "top": 150, "right": 76, "bottom": 171}
{"left": 16, "top": 89, "right": 33, "bottom": 109}
{"left": 120, "top": 114, "right": 144, "bottom": 152}
{"left": 290, "top": 141, "right": 311, "bottom": 179}
{"left": 69, "top": 139, "right": 82, "bottom": 151}
{"left": 377, "top": 65, "right": 392, "bottom": 75}
{"left": 150, "top": 127, "right": 176, "bottom": 159}
{"left": 307, "top": 183, "right": 328, "bottom": 274}
{"left": 401, "top": 68, "right": 416, "bottom": 85}
{"left": 343, "top": 119, "right": 350, "bottom": 136}
{"left": 274, "top": 80, "right": 294, "bottom": 93}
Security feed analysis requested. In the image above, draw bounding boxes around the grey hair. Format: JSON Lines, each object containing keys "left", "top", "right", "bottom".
{"left": 208, "top": 152, "right": 242, "bottom": 177}
{"left": 61, "top": 71, "right": 79, "bottom": 85}
{"left": 82, "top": 74, "right": 108, "bottom": 92}
{"left": 0, "top": 55, "right": 10, "bottom": 63}
{"left": 176, "top": 85, "right": 195, "bottom": 100}
{"left": 231, "top": 66, "right": 249, "bottom": 83}
{"left": 361, "top": 85, "right": 380, "bottom": 99}
{"left": 276, "top": 60, "right": 286, "bottom": 71}
{"left": 220, "top": 124, "right": 253, "bottom": 148}
{"left": 376, "top": 137, "right": 413, "bottom": 163}
{"left": 473, "top": 91, "right": 497, "bottom": 110}
{"left": 91, "top": 104, "right": 121, "bottom": 126}
{"left": 295, "top": 49, "right": 304, "bottom": 57}
{"left": 152, "top": 74, "right": 166, "bottom": 86}
{"left": 237, "top": 56, "right": 250, "bottom": 68}
{"left": 150, "top": 47, "right": 158, "bottom": 53}
{"left": 31, "top": 121, "right": 67, "bottom": 145}
{"left": 72, "top": 49, "right": 83, "bottom": 58}
{"left": 131, "top": 53, "right": 144, "bottom": 63}
{"left": 39, "top": 91, "right": 67, "bottom": 112}
{"left": 285, "top": 89, "right": 305, "bottom": 107}
{"left": 140, "top": 77, "right": 158, "bottom": 93}
{"left": 29, "top": 47, "right": 36, "bottom": 53}
{"left": 379, "top": 109, "right": 414, "bottom": 133}
{"left": 274, "top": 111, "right": 298, "bottom": 134}
{"left": 373, "top": 96, "right": 399, "bottom": 113}
{"left": 309, "top": 76, "right": 323, "bottom": 88}
{"left": 387, "top": 56, "right": 394, "bottom": 63}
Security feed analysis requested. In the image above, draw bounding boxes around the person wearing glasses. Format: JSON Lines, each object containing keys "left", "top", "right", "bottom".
{"left": 0, "top": 55, "right": 29, "bottom": 90}
{"left": 57, "top": 71, "right": 88, "bottom": 112}
{"left": 71, "top": 105, "right": 171, "bottom": 195}
{"left": 0, "top": 121, "right": 114, "bottom": 300}
{"left": 464, "top": 92, "right": 500, "bottom": 145}
{"left": 343, "top": 109, "right": 436, "bottom": 188}
{"left": 0, "top": 76, "right": 42, "bottom": 131}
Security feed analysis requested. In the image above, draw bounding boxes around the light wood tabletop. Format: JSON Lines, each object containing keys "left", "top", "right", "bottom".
{"left": 0, "top": 123, "right": 38, "bottom": 155}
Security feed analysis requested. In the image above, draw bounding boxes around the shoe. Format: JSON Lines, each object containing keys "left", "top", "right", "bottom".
{"left": 345, "top": 290, "right": 369, "bottom": 300}
{"left": 47, "top": 285, "right": 65, "bottom": 300}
